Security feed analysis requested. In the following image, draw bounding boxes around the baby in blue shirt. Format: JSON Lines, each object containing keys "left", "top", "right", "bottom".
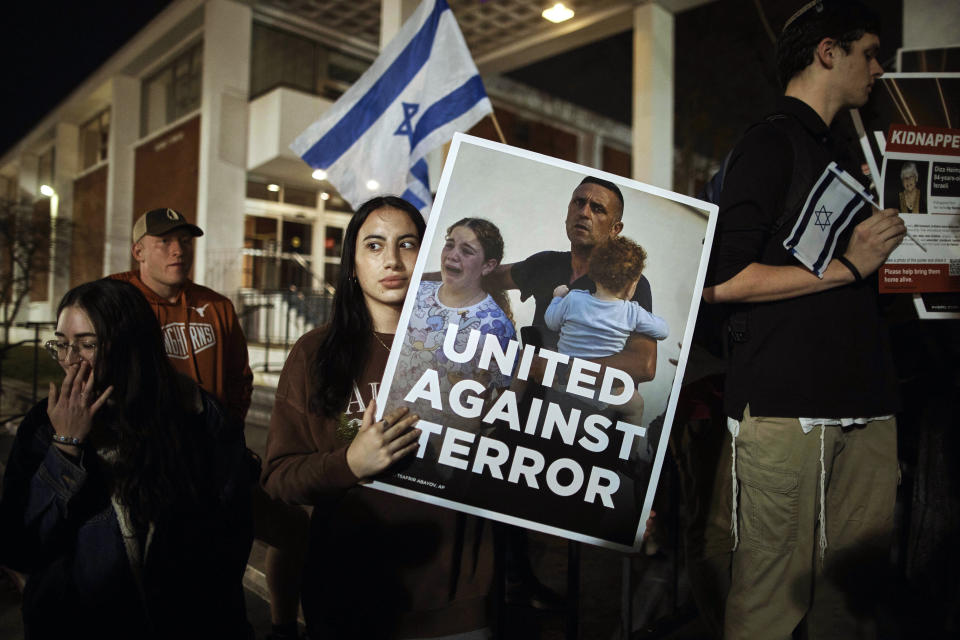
{"left": 544, "top": 236, "right": 669, "bottom": 425}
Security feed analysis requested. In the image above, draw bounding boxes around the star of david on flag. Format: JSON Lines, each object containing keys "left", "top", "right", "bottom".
{"left": 290, "top": 0, "right": 492, "bottom": 215}
{"left": 783, "top": 162, "right": 868, "bottom": 277}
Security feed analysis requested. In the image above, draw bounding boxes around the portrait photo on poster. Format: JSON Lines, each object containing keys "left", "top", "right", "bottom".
{"left": 369, "top": 134, "right": 717, "bottom": 551}
{"left": 883, "top": 158, "right": 929, "bottom": 214}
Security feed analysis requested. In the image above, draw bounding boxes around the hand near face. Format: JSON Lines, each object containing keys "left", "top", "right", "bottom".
{"left": 47, "top": 360, "right": 113, "bottom": 452}
{"left": 346, "top": 400, "right": 421, "bottom": 480}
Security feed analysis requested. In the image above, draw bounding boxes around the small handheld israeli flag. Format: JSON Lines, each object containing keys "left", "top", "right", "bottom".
{"left": 291, "top": 0, "right": 491, "bottom": 215}
{"left": 783, "top": 162, "right": 868, "bottom": 277}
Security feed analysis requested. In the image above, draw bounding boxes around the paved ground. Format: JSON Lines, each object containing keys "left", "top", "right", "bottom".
{"left": 1, "top": 375, "right": 932, "bottom": 639}
{"left": 0, "top": 376, "right": 713, "bottom": 639}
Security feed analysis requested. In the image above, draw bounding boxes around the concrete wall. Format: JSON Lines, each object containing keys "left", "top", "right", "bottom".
{"left": 247, "top": 88, "right": 333, "bottom": 169}
{"left": 903, "top": 0, "right": 960, "bottom": 50}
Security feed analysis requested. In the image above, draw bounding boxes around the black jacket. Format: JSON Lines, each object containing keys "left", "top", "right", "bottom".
{"left": 0, "top": 387, "right": 253, "bottom": 639}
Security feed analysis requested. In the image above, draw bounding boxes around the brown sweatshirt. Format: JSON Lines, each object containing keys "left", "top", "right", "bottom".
{"left": 262, "top": 328, "right": 493, "bottom": 639}
{"left": 110, "top": 271, "right": 253, "bottom": 426}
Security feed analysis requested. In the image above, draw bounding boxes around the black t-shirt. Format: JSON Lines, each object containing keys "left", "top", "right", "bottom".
{"left": 511, "top": 250, "right": 653, "bottom": 349}
{"left": 706, "top": 96, "right": 900, "bottom": 419}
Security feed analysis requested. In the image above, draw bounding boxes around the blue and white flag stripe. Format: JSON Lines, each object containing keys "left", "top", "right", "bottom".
{"left": 403, "top": 159, "right": 432, "bottom": 210}
{"left": 291, "top": 0, "right": 491, "bottom": 214}
{"left": 783, "top": 162, "right": 866, "bottom": 278}
{"left": 297, "top": 0, "right": 447, "bottom": 169}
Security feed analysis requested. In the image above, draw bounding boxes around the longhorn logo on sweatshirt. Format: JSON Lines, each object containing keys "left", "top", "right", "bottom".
{"left": 161, "top": 322, "right": 216, "bottom": 359}
{"left": 189, "top": 303, "right": 210, "bottom": 318}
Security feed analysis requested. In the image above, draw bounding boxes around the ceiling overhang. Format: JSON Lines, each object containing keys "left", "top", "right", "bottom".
{"left": 255, "top": 0, "right": 716, "bottom": 74}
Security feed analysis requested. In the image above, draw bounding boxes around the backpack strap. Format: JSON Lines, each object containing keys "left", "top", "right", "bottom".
{"left": 699, "top": 111, "right": 802, "bottom": 219}
{"left": 762, "top": 112, "right": 810, "bottom": 234}
{"left": 696, "top": 111, "right": 816, "bottom": 359}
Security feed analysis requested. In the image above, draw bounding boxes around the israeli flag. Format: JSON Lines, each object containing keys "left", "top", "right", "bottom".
{"left": 291, "top": 0, "right": 491, "bottom": 214}
{"left": 783, "top": 162, "right": 868, "bottom": 277}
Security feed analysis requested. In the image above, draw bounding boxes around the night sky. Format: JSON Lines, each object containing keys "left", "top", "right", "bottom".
{"left": 2, "top": 0, "right": 903, "bottom": 166}
{"left": 2, "top": 1, "right": 171, "bottom": 155}
{"left": 508, "top": 0, "right": 903, "bottom": 161}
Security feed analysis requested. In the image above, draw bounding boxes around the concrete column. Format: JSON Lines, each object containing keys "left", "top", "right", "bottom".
{"left": 195, "top": 0, "right": 252, "bottom": 296}
{"left": 104, "top": 74, "right": 140, "bottom": 275}
{"left": 576, "top": 131, "right": 592, "bottom": 167}
{"left": 380, "top": 0, "right": 420, "bottom": 49}
{"left": 631, "top": 3, "right": 674, "bottom": 190}
{"left": 50, "top": 123, "right": 80, "bottom": 304}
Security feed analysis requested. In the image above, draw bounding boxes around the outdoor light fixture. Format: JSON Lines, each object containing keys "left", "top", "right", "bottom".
{"left": 542, "top": 2, "right": 574, "bottom": 23}
{"left": 320, "top": 192, "right": 330, "bottom": 201}
{"left": 267, "top": 183, "right": 281, "bottom": 192}
{"left": 39, "top": 184, "right": 55, "bottom": 197}
{"left": 311, "top": 169, "right": 327, "bottom": 181}
{"left": 366, "top": 179, "right": 380, "bottom": 190}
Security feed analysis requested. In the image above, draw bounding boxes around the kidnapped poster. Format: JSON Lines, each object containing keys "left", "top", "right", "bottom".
{"left": 369, "top": 134, "right": 717, "bottom": 551}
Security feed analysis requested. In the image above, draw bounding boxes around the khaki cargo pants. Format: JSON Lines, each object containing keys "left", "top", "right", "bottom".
{"left": 724, "top": 406, "right": 897, "bottom": 640}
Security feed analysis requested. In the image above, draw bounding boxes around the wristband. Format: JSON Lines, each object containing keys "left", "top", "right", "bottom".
{"left": 52, "top": 434, "right": 82, "bottom": 447}
{"left": 837, "top": 256, "right": 862, "bottom": 282}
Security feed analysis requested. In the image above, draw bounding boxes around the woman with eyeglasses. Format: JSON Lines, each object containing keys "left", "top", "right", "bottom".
{"left": 0, "top": 278, "right": 253, "bottom": 639}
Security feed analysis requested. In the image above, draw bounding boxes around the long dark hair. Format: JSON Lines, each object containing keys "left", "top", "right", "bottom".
{"left": 57, "top": 279, "right": 207, "bottom": 530}
{"left": 309, "top": 196, "right": 426, "bottom": 417}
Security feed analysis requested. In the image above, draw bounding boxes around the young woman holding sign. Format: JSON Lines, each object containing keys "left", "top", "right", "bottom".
{"left": 261, "top": 197, "right": 495, "bottom": 639}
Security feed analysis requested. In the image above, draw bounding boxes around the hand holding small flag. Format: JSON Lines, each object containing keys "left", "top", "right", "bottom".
{"left": 841, "top": 207, "right": 906, "bottom": 280}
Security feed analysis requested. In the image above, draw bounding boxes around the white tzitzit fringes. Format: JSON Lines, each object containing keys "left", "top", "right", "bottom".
{"left": 730, "top": 432, "right": 739, "bottom": 551}
{"left": 818, "top": 424, "right": 828, "bottom": 564}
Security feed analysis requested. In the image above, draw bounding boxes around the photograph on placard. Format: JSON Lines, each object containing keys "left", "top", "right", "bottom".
{"left": 369, "top": 134, "right": 717, "bottom": 551}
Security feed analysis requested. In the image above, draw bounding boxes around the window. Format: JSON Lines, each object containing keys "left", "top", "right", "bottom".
{"left": 242, "top": 215, "right": 318, "bottom": 291}
{"left": 0, "top": 174, "right": 16, "bottom": 200}
{"left": 250, "top": 24, "right": 319, "bottom": 97}
{"left": 324, "top": 50, "right": 367, "bottom": 97}
{"left": 283, "top": 185, "right": 317, "bottom": 208}
{"left": 80, "top": 109, "right": 110, "bottom": 169}
{"left": 242, "top": 215, "right": 278, "bottom": 290}
{"left": 247, "top": 180, "right": 280, "bottom": 202}
{"left": 142, "top": 43, "right": 203, "bottom": 136}
{"left": 322, "top": 222, "right": 348, "bottom": 290}
{"left": 246, "top": 179, "right": 317, "bottom": 207}
{"left": 280, "top": 220, "right": 312, "bottom": 290}
{"left": 324, "top": 226, "right": 343, "bottom": 258}
{"left": 249, "top": 23, "right": 369, "bottom": 100}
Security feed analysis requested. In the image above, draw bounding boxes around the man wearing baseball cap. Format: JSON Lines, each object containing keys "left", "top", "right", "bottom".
{"left": 112, "top": 208, "right": 307, "bottom": 640}
{"left": 113, "top": 207, "right": 250, "bottom": 418}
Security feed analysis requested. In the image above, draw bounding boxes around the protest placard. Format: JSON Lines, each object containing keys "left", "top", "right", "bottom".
{"left": 857, "top": 73, "right": 960, "bottom": 314}
{"left": 878, "top": 124, "right": 960, "bottom": 295}
{"left": 367, "top": 134, "right": 717, "bottom": 551}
